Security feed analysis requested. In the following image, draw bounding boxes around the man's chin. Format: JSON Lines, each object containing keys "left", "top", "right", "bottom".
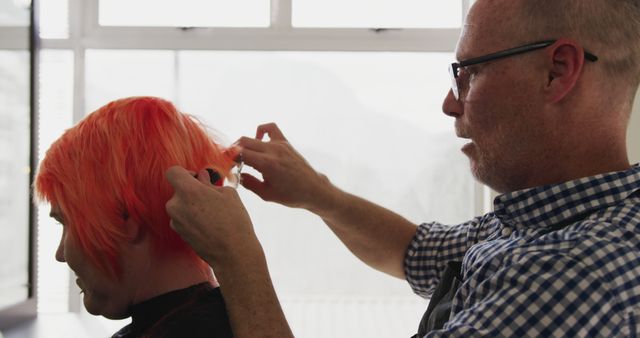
{"left": 466, "top": 154, "right": 509, "bottom": 194}
{"left": 461, "top": 141, "right": 475, "bottom": 155}
{"left": 462, "top": 144, "right": 484, "bottom": 183}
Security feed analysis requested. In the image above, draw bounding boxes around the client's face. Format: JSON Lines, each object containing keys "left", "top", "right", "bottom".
{"left": 50, "top": 205, "right": 134, "bottom": 319}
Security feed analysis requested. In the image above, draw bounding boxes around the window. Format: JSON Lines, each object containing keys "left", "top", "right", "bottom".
{"left": 35, "top": 1, "right": 482, "bottom": 337}
{"left": 14, "top": 0, "right": 639, "bottom": 335}
{"left": 292, "top": 0, "right": 462, "bottom": 28}
{"left": 0, "top": 50, "right": 30, "bottom": 311}
{"left": 85, "top": 50, "right": 176, "bottom": 108}
{"left": 0, "top": 0, "right": 35, "bottom": 328}
{"left": 39, "top": 0, "right": 68, "bottom": 39}
{"left": 83, "top": 49, "right": 474, "bottom": 336}
{"left": 99, "top": 0, "right": 270, "bottom": 27}
{"left": 37, "top": 49, "right": 74, "bottom": 314}
{"left": 0, "top": 0, "right": 29, "bottom": 26}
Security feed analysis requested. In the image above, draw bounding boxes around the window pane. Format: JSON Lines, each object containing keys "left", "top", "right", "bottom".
{"left": 0, "top": 0, "right": 29, "bottom": 26}
{"left": 85, "top": 50, "right": 176, "bottom": 113}
{"left": 293, "top": 0, "right": 462, "bottom": 28}
{"left": 37, "top": 49, "right": 74, "bottom": 313}
{"left": 84, "top": 50, "right": 475, "bottom": 337}
{"left": 99, "top": 0, "right": 269, "bottom": 27}
{"left": 177, "top": 51, "right": 473, "bottom": 337}
{"left": 39, "top": 0, "right": 69, "bottom": 39}
{"left": 0, "top": 50, "right": 30, "bottom": 310}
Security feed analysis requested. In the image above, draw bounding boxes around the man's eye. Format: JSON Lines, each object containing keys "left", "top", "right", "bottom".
{"left": 462, "top": 68, "right": 480, "bottom": 85}
{"left": 458, "top": 67, "right": 471, "bottom": 78}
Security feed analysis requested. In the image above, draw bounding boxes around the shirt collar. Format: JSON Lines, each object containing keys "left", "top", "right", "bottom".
{"left": 493, "top": 165, "right": 640, "bottom": 230}
{"left": 128, "top": 282, "right": 215, "bottom": 335}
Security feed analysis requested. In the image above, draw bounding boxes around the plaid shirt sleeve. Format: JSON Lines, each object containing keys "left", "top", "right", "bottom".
{"left": 425, "top": 248, "right": 639, "bottom": 337}
{"left": 404, "top": 215, "right": 497, "bottom": 298}
{"left": 405, "top": 167, "right": 640, "bottom": 336}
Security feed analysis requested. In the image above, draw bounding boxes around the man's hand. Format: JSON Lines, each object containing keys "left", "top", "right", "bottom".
{"left": 165, "top": 166, "right": 257, "bottom": 264}
{"left": 165, "top": 165, "right": 294, "bottom": 338}
{"left": 236, "top": 123, "right": 417, "bottom": 279}
{"left": 237, "top": 122, "right": 335, "bottom": 212}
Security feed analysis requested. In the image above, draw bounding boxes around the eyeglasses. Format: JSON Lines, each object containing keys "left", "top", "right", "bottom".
{"left": 448, "top": 39, "right": 599, "bottom": 100}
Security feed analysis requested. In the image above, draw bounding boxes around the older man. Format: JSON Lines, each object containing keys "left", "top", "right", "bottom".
{"left": 166, "top": 0, "right": 640, "bottom": 336}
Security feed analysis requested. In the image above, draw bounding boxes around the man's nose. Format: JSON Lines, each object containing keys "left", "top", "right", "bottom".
{"left": 442, "top": 89, "right": 462, "bottom": 118}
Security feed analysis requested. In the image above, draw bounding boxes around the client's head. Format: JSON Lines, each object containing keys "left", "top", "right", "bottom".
{"left": 34, "top": 96, "right": 237, "bottom": 319}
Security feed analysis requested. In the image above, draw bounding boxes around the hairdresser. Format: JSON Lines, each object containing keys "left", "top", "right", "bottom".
{"left": 166, "top": 0, "right": 640, "bottom": 336}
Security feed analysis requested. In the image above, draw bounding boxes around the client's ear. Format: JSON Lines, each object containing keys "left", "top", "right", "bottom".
{"left": 122, "top": 214, "right": 145, "bottom": 244}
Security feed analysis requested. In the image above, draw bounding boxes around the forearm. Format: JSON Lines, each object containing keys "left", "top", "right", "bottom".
{"left": 235, "top": 124, "right": 418, "bottom": 279}
{"left": 166, "top": 167, "right": 293, "bottom": 337}
{"left": 208, "top": 237, "right": 294, "bottom": 338}
{"left": 307, "top": 179, "right": 418, "bottom": 279}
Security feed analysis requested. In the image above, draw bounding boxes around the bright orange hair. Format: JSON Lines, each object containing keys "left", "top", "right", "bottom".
{"left": 35, "top": 96, "right": 238, "bottom": 278}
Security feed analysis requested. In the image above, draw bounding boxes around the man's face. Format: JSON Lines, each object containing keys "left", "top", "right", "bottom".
{"left": 442, "top": 0, "right": 549, "bottom": 193}
{"left": 50, "top": 205, "right": 134, "bottom": 319}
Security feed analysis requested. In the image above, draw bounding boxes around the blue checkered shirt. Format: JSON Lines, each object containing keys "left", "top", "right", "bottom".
{"left": 405, "top": 166, "right": 640, "bottom": 337}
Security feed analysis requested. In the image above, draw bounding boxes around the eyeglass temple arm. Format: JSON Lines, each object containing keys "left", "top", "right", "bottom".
{"left": 458, "top": 40, "right": 598, "bottom": 69}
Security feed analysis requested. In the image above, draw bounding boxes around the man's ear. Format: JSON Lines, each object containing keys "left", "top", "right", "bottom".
{"left": 545, "top": 39, "right": 586, "bottom": 103}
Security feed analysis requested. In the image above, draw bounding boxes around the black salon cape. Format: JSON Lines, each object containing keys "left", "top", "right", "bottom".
{"left": 111, "top": 282, "right": 233, "bottom": 338}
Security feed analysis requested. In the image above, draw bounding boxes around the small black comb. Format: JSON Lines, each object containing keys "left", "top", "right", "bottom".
{"left": 206, "top": 168, "right": 222, "bottom": 185}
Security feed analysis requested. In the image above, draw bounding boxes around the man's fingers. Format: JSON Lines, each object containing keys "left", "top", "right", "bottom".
{"left": 240, "top": 148, "right": 271, "bottom": 172}
{"left": 240, "top": 173, "right": 270, "bottom": 200}
{"left": 256, "top": 123, "right": 287, "bottom": 141}
{"left": 236, "top": 136, "right": 268, "bottom": 153}
{"left": 195, "top": 168, "right": 211, "bottom": 185}
{"left": 166, "top": 166, "right": 196, "bottom": 192}
{"left": 166, "top": 196, "right": 184, "bottom": 227}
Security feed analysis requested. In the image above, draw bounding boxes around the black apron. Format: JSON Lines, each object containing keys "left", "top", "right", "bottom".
{"left": 410, "top": 260, "right": 463, "bottom": 337}
{"left": 411, "top": 212, "right": 593, "bottom": 337}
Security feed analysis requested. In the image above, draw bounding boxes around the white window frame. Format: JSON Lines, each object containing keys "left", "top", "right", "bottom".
{"left": 32, "top": 0, "right": 491, "bottom": 313}
{"left": 0, "top": 2, "right": 38, "bottom": 327}
{"left": 51, "top": 0, "right": 470, "bottom": 51}
{"left": 0, "top": 27, "right": 28, "bottom": 49}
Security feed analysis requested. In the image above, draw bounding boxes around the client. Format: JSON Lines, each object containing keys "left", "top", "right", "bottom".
{"left": 34, "top": 96, "right": 238, "bottom": 338}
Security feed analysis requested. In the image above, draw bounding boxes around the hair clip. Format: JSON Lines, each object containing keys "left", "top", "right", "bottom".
{"left": 194, "top": 168, "right": 223, "bottom": 186}
{"left": 206, "top": 168, "right": 223, "bottom": 186}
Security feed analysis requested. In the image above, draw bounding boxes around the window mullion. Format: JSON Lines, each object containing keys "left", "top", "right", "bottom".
{"left": 82, "top": 0, "right": 100, "bottom": 40}
{"left": 0, "top": 28, "right": 29, "bottom": 49}
{"left": 68, "top": 0, "right": 82, "bottom": 40}
{"left": 77, "top": 0, "right": 459, "bottom": 52}
{"left": 271, "top": 0, "right": 292, "bottom": 30}
{"left": 63, "top": 27, "right": 458, "bottom": 52}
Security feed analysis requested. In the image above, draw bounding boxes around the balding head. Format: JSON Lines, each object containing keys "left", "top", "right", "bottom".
{"left": 512, "top": 0, "right": 640, "bottom": 95}
{"left": 446, "top": 0, "right": 635, "bottom": 192}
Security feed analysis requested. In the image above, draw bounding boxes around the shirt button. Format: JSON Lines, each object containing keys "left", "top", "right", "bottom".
{"left": 501, "top": 227, "right": 512, "bottom": 237}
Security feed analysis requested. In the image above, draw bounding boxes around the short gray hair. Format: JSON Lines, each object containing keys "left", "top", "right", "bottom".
{"left": 518, "top": 0, "right": 640, "bottom": 89}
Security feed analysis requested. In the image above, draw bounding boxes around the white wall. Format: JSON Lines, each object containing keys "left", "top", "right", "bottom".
{"left": 628, "top": 88, "right": 640, "bottom": 164}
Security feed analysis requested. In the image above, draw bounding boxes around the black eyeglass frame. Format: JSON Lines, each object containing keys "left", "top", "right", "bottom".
{"left": 449, "top": 39, "right": 599, "bottom": 100}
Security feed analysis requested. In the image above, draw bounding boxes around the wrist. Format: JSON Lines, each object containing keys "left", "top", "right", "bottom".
{"left": 202, "top": 231, "right": 262, "bottom": 268}
{"left": 305, "top": 174, "right": 345, "bottom": 218}
{"left": 211, "top": 237, "right": 294, "bottom": 338}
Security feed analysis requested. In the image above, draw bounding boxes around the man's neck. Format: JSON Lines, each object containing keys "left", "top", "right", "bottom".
{"left": 127, "top": 251, "right": 216, "bottom": 305}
